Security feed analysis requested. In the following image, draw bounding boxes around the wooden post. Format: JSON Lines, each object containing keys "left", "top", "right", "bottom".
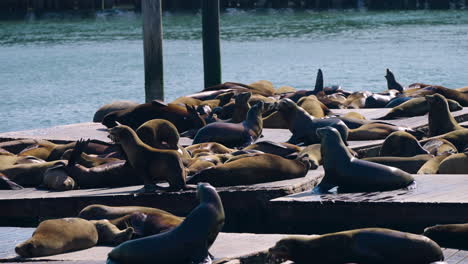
{"left": 142, "top": 0, "right": 164, "bottom": 102}
{"left": 202, "top": 0, "right": 222, "bottom": 88}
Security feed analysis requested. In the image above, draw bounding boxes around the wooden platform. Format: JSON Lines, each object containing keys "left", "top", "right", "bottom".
{"left": 268, "top": 174, "right": 468, "bottom": 234}
{"left": 0, "top": 169, "right": 323, "bottom": 232}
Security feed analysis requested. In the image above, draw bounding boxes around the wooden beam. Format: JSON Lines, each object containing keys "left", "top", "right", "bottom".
{"left": 202, "top": 0, "right": 222, "bottom": 88}
{"left": 142, "top": 0, "right": 164, "bottom": 102}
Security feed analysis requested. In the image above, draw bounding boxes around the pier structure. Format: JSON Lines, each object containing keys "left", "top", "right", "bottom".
{"left": 1, "top": 0, "right": 467, "bottom": 14}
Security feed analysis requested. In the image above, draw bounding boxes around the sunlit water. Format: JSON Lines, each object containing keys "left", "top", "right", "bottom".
{"left": 1, "top": 9, "right": 468, "bottom": 132}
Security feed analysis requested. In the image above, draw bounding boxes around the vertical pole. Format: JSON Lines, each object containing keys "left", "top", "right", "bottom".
{"left": 202, "top": 0, "right": 222, "bottom": 88}
{"left": 142, "top": 0, "right": 164, "bottom": 102}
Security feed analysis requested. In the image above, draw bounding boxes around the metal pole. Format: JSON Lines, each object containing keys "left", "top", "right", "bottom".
{"left": 202, "top": 0, "right": 222, "bottom": 88}
{"left": 142, "top": 0, "right": 164, "bottom": 102}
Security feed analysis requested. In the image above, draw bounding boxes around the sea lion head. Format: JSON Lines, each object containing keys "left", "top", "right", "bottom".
{"left": 15, "top": 238, "right": 53, "bottom": 258}
{"left": 269, "top": 236, "right": 317, "bottom": 262}
{"left": 235, "top": 92, "right": 252, "bottom": 105}
{"left": 102, "top": 111, "right": 120, "bottom": 128}
{"left": 247, "top": 101, "right": 265, "bottom": 119}
{"left": 43, "top": 164, "right": 76, "bottom": 191}
{"left": 278, "top": 98, "right": 297, "bottom": 114}
{"left": 316, "top": 126, "right": 340, "bottom": 140}
{"left": 108, "top": 125, "right": 134, "bottom": 144}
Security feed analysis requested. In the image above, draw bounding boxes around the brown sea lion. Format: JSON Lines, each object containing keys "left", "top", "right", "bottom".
{"left": 93, "top": 101, "right": 139, "bottom": 123}
{"left": 193, "top": 101, "right": 264, "bottom": 148}
{"left": 363, "top": 154, "right": 433, "bottom": 174}
{"left": 342, "top": 111, "right": 366, "bottom": 120}
{"left": 275, "top": 85, "right": 296, "bottom": 94}
{"left": 426, "top": 85, "right": 468, "bottom": 106}
{"left": 18, "top": 141, "right": 75, "bottom": 161}
{"left": 437, "top": 152, "right": 468, "bottom": 174}
{"left": 427, "top": 94, "right": 466, "bottom": 137}
{"left": 248, "top": 80, "right": 275, "bottom": 96}
{"left": 343, "top": 91, "right": 371, "bottom": 109}
{"left": 316, "top": 127, "right": 414, "bottom": 192}
{"left": 376, "top": 97, "right": 462, "bottom": 120}
{"left": 348, "top": 123, "right": 422, "bottom": 141}
{"left": 15, "top": 218, "right": 99, "bottom": 258}
{"left": 107, "top": 183, "right": 224, "bottom": 264}
{"left": 297, "top": 95, "right": 330, "bottom": 118}
{"left": 424, "top": 223, "right": 468, "bottom": 250}
{"left": 79, "top": 204, "right": 181, "bottom": 222}
{"left": 417, "top": 153, "right": 452, "bottom": 174}
{"left": 108, "top": 125, "right": 188, "bottom": 192}
{"left": 380, "top": 131, "right": 429, "bottom": 157}
{"left": 243, "top": 141, "right": 301, "bottom": 158}
{"left": 296, "top": 144, "right": 321, "bottom": 169}
{"left": 185, "top": 142, "right": 233, "bottom": 157}
{"left": 419, "top": 129, "right": 468, "bottom": 152}
{"left": 422, "top": 138, "right": 458, "bottom": 156}
{"left": 278, "top": 98, "right": 349, "bottom": 145}
{"left": 102, "top": 101, "right": 206, "bottom": 133}
{"left": 170, "top": 96, "right": 202, "bottom": 107}
{"left": 225, "top": 92, "right": 252, "bottom": 123}
{"left": 268, "top": 228, "right": 443, "bottom": 264}
{"left": 121, "top": 212, "right": 182, "bottom": 238}
{"left": 187, "top": 153, "right": 311, "bottom": 187}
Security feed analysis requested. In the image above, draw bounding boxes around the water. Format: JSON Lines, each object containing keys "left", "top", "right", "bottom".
{"left": 1, "top": 9, "right": 468, "bottom": 133}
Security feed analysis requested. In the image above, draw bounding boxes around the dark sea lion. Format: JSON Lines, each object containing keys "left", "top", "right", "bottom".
{"left": 348, "top": 123, "right": 422, "bottom": 141}
{"left": 380, "top": 131, "right": 429, "bottom": 157}
{"left": 102, "top": 101, "right": 206, "bottom": 133}
{"left": 107, "top": 183, "right": 224, "bottom": 264}
{"left": 187, "top": 153, "right": 311, "bottom": 187}
{"left": 384, "top": 96, "right": 412, "bottom": 108}
{"left": 193, "top": 101, "right": 264, "bottom": 148}
{"left": 417, "top": 153, "right": 452, "bottom": 174}
{"left": 426, "top": 94, "right": 466, "bottom": 137}
{"left": 437, "top": 152, "right": 468, "bottom": 174}
{"left": 385, "top": 68, "right": 404, "bottom": 92}
{"left": 422, "top": 138, "right": 457, "bottom": 156}
{"left": 15, "top": 218, "right": 99, "bottom": 258}
{"left": 316, "top": 127, "right": 414, "bottom": 192}
{"left": 0, "top": 172, "right": 23, "bottom": 190}
{"left": 424, "top": 223, "right": 468, "bottom": 250}
{"left": 363, "top": 154, "right": 433, "bottom": 174}
{"left": 278, "top": 98, "right": 348, "bottom": 145}
{"left": 364, "top": 93, "right": 395, "bottom": 108}
{"left": 108, "top": 125, "right": 188, "bottom": 192}
{"left": 268, "top": 228, "right": 443, "bottom": 264}
{"left": 283, "top": 69, "right": 324, "bottom": 102}
{"left": 262, "top": 110, "right": 289, "bottom": 129}
{"left": 243, "top": 141, "right": 301, "bottom": 158}
{"left": 93, "top": 101, "right": 139, "bottom": 123}
{"left": 376, "top": 97, "right": 462, "bottom": 120}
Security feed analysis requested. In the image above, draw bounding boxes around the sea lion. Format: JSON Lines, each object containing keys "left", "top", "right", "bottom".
{"left": 0, "top": 172, "right": 23, "bottom": 190}
{"left": 297, "top": 95, "right": 330, "bottom": 118}
{"left": 262, "top": 110, "right": 289, "bottom": 129}
{"left": 376, "top": 97, "right": 462, "bottom": 120}
{"left": 425, "top": 85, "right": 468, "bottom": 106}
{"left": 422, "top": 138, "right": 457, "bottom": 156}
{"left": 102, "top": 101, "right": 206, "bottom": 133}
{"left": 385, "top": 69, "right": 404, "bottom": 92}
{"left": 219, "top": 92, "right": 252, "bottom": 123}
{"left": 91, "top": 219, "right": 134, "bottom": 246}
{"left": 364, "top": 93, "right": 395, "bottom": 108}
{"left": 193, "top": 101, "right": 264, "bottom": 148}
{"left": 107, "top": 183, "right": 224, "bottom": 264}
{"left": 348, "top": 123, "right": 423, "bottom": 141}
{"left": 424, "top": 223, "right": 468, "bottom": 250}
{"left": 185, "top": 143, "right": 233, "bottom": 157}
{"left": 275, "top": 85, "right": 296, "bottom": 94}
{"left": 18, "top": 141, "right": 75, "bottom": 161}
{"left": 277, "top": 98, "right": 348, "bottom": 145}
{"left": 170, "top": 96, "right": 202, "bottom": 107}
{"left": 15, "top": 218, "right": 99, "bottom": 258}
{"left": 242, "top": 141, "right": 301, "bottom": 158}
{"left": 93, "top": 101, "right": 139, "bottom": 123}
{"left": 135, "top": 119, "right": 180, "bottom": 150}
{"left": 384, "top": 96, "right": 412, "bottom": 108}
{"left": 363, "top": 154, "right": 433, "bottom": 174}
{"left": 437, "top": 152, "right": 468, "bottom": 174}
{"left": 187, "top": 153, "right": 311, "bottom": 187}
{"left": 379, "top": 131, "right": 429, "bottom": 157}
{"left": 78, "top": 204, "right": 180, "bottom": 221}
{"left": 343, "top": 91, "right": 371, "bottom": 109}
{"left": 426, "top": 94, "right": 466, "bottom": 137}
{"left": 119, "top": 212, "right": 182, "bottom": 238}
{"left": 248, "top": 80, "right": 275, "bottom": 96}
{"left": 295, "top": 144, "right": 321, "bottom": 169}
{"left": 417, "top": 153, "right": 452, "bottom": 174}
{"left": 108, "top": 125, "right": 188, "bottom": 192}
{"left": 283, "top": 69, "right": 324, "bottom": 103}
{"left": 316, "top": 127, "right": 414, "bottom": 192}
{"left": 268, "top": 228, "right": 443, "bottom": 264}
{"left": 342, "top": 112, "right": 366, "bottom": 120}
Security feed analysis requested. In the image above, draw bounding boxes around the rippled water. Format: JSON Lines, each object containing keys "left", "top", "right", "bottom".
{"left": 1, "top": 9, "right": 468, "bottom": 132}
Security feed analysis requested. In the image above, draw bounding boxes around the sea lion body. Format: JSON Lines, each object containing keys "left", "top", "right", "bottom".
{"left": 193, "top": 102, "right": 264, "bottom": 148}
{"left": 187, "top": 153, "right": 310, "bottom": 187}
{"left": 107, "top": 183, "right": 224, "bottom": 264}
{"left": 348, "top": 123, "right": 417, "bottom": 141}
{"left": 363, "top": 154, "right": 433, "bottom": 174}
{"left": 424, "top": 223, "right": 468, "bottom": 250}
{"left": 15, "top": 218, "right": 99, "bottom": 258}
{"left": 377, "top": 97, "right": 462, "bottom": 120}
{"left": 297, "top": 95, "right": 329, "bottom": 118}
{"left": 427, "top": 94, "right": 465, "bottom": 137}
{"left": 417, "top": 153, "right": 452, "bottom": 174}
{"left": 423, "top": 138, "right": 457, "bottom": 156}
{"left": 269, "top": 228, "right": 443, "bottom": 264}
{"left": 243, "top": 141, "right": 301, "bottom": 158}
{"left": 437, "top": 153, "right": 468, "bottom": 174}
{"left": 385, "top": 69, "right": 404, "bottom": 92}
{"left": 93, "top": 101, "right": 139, "bottom": 123}
{"left": 317, "top": 127, "right": 414, "bottom": 192}
{"left": 380, "top": 131, "right": 428, "bottom": 157}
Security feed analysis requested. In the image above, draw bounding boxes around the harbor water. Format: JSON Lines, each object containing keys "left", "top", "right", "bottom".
{"left": 1, "top": 9, "right": 468, "bottom": 132}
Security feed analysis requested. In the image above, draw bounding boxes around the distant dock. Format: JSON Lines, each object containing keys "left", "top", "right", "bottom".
{"left": 1, "top": 0, "right": 467, "bottom": 15}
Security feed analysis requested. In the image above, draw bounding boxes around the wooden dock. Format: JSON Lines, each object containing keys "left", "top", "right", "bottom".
{"left": 269, "top": 174, "right": 468, "bottom": 234}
